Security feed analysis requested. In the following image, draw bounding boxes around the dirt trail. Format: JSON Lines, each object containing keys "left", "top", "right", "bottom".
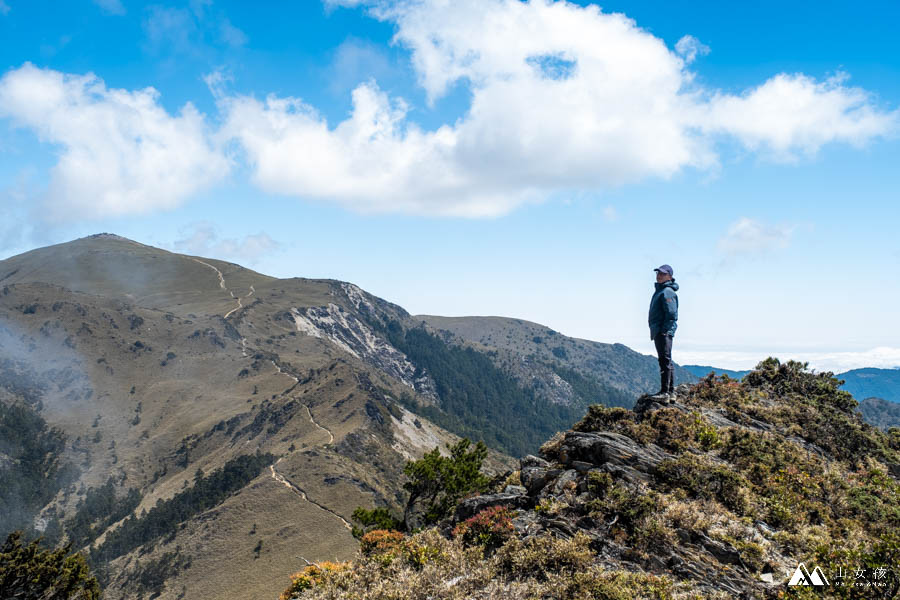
{"left": 191, "top": 257, "right": 249, "bottom": 319}
{"left": 224, "top": 285, "right": 254, "bottom": 319}
{"left": 196, "top": 257, "right": 347, "bottom": 532}
{"left": 270, "top": 458, "right": 352, "bottom": 531}
{"left": 191, "top": 258, "right": 226, "bottom": 290}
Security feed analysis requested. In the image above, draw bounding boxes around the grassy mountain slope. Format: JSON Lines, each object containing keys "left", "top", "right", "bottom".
{"left": 280, "top": 358, "right": 900, "bottom": 600}
{"left": 0, "top": 235, "right": 517, "bottom": 600}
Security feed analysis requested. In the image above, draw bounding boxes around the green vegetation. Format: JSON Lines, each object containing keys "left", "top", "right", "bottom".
{"left": 352, "top": 438, "right": 492, "bottom": 534}
{"left": 0, "top": 530, "right": 101, "bottom": 600}
{"left": 549, "top": 363, "right": 633, "bottom": 409}
{"left": 0, "top": 400, "right": 80, "bottom": 539}
{"left": 350, "top": 507, "right": 404, "bottom": 538}
{"left": 858, "top": 396, "right": 900, "bottom": 430}
{"left": 370, "top": 319, "right": 585, "bottom": 456}
{"left": 64, "top": 477, "right": 142, "bottom": 548}
{"left": 402, "top": 438, "right": 491, "bottom": 528}
{"left": 90, "top": 452, "right": 274, "bottom": 572}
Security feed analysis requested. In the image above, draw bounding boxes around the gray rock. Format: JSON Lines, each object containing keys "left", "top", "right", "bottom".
{"left": 599, "top": 462, "right": 654, "bottom": 486}
{"left": 633, "top": 394, "right": 670, "bottom": 416}
{"left": 551, "top": 469, "right": 579, "bottom": 495}
{"left": 559, "top": 431, "right": 672, "bottom": 474}
{"left": 503, "top": 484, "right": 527, "bottom": 496}
{"left": 571, "top": 460, "right": 593, "bottom": 472}
{"left": 520, "top": 454, "right": 550, "bottom": 469}
{"left": 521, "top": 467, "right": 561, "bottom": 495}
{"left": 696, "top": 532, "right": 747, "bottom": 570}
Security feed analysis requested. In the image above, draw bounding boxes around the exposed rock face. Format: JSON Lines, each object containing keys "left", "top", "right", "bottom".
{"left": 290, "top": 304, "right": 438, "bottom": 401}
{"left": 557, "top": 431, "right": 672, "bottom": 473}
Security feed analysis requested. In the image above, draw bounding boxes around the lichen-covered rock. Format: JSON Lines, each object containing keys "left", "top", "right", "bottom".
{"left": 558, "top": 430, "right": 672, "bottom": 473}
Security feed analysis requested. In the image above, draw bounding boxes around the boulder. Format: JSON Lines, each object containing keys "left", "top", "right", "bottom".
{"left": 558, "top": 431, "right": 672, "bottom": 474}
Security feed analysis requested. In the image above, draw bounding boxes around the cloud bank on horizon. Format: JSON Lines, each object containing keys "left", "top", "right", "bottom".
{"left": 0, "top": 0, "right": 896, "bottom": 222}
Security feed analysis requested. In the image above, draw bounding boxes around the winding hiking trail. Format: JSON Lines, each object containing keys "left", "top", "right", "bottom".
{"left": 194, "top": 256, "right": 350, "bottom": 533}
{"left": 191, "top": 257, "right": 253, "bottom": 319}
{"left": 224, "top": 285, "right": 254, "bottom": 319}
{"left": 270, "top": 458, "right": 352, "bottom": 531}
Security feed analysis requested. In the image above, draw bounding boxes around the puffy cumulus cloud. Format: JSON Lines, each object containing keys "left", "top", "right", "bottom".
{"left": 221, "top": 0, "right": 714, "bottom": 216}
{"left": 717, "top": 217, "right": 796, "bottom": 255}
{"left": 0, "top": 63, "right": 230, "bottom": 221}
{"left": 218, "top": 82, "right": 540, "bottom": 217}
{"left": 216, "top": 0, "right": 897, "bottom": 217}
{"left": 703, "top": 72, "right": 897, "bottom": 160}
{"left": 171, "top": 222, "right": 281, "bottom": 264}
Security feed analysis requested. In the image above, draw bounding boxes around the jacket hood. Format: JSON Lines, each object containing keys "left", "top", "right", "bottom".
{"left": 655, "top": 279, "right": 679, "bottom": 292}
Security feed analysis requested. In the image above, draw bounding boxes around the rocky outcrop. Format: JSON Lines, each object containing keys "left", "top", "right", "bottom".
{"left": 443, "top": 391, "right": 798, "bottom": 600}
{"left": 290, "top": 304, "right": 438, "bottom": 401}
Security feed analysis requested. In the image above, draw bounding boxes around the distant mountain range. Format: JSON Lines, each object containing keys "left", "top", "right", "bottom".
{"left": 684, "top": 364, "right": 900, "bottom": 405}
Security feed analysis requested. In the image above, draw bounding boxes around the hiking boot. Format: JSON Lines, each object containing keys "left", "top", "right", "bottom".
{"left": 667, "top": 391, "right": 677, "bottom": 404}
{"left": 648, "top": 391, "right": 669, "bottom": 402}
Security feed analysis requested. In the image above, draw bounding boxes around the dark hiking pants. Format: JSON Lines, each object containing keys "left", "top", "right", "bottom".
{"left": 653, "top": 333, "right": 674, "bottom": 393}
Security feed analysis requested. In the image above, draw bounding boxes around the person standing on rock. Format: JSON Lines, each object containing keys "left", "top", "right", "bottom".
{"left": 648, "top": 264, "right": 679, "bottom": 403}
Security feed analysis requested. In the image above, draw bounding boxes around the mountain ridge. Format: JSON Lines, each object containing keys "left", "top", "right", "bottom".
{"left": 0, "top": 233, "right": 687, "bottom": 599}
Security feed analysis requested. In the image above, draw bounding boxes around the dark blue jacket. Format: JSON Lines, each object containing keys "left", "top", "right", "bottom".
{"left": 648, "top": 279, "right": 679, "bottom": 339}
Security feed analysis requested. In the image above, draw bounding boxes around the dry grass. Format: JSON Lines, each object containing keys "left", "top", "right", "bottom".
{"left": 281, "top": 529, "right": 701, "bottom": 600}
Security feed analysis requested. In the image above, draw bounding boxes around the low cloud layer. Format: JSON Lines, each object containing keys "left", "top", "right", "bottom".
{"left": 678, "top": 347, "right": 900, "bottom": 374}
{"left": 1, "top": 0, "right": 897, "bottom": 220}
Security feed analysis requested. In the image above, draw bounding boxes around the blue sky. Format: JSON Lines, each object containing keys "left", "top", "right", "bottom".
{"left": 1, "top": 0, "right": 899, "bottom": 372}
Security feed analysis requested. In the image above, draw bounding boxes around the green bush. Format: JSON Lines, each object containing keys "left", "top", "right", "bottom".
{"left": 0, "top": 530, "right": 101, "bottom": 600}
{"left": 350, "top": 506, "right": 404, "bottom": 538}
{"left": 402, "top": 438, "right": 490, "bottom": 528}
{"left": 656, "top": 455, "right": 749, "bottom": 516}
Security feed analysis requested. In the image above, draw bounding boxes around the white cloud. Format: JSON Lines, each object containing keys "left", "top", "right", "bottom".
{"left": 602, "top": 204, "right": 617, "bottom": 222}
{"left": 219, "top": 18, "right": 248, "bottom": 47}
{"left": 674, "top": 35, "right": 709, "bottom": 64}
{"left": 678, "top": 347, "right": 900, "bottom": 374}
{"left": 143, "top": 6, "right": 200, "bottom": 57}
{"left": 717, "top": 217, "right": 796, "bottom": 255}
{"left": 328, "top": 37, "right": 394, "bottom": 95}
{"left": 171, "top": 223, "right": 281, "bottom": 264}
{"left": 0, "top": 63, "right": 230, "bottom": 221}
{"left": 93, "top": 0, "right": 125, "bottom": 16}
{"left": 703, "top": 72, "right": 897, "bottom": 160}
{"left": 213, "top": 0, "right": 896, "bottom": 217}
{"left": 3, "top": 1, "right": 898, "bottom": 222}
